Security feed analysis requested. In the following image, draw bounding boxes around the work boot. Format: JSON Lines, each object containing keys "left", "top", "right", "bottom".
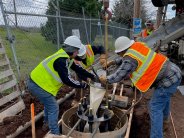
{"left": 42, "top": 122, "right": 49, "bottom": 131}
{"left": 163, "top": 119, "right": 170, "bottom": 131}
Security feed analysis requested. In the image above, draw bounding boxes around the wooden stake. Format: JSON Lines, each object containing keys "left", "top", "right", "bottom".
{"left": 31, "top": 103, "right": 36, "bottom": 138}
{"left": 105, "top": 16, "right": 109, "bottom": 105}
{"left": 120, "top": 84, "right": 124, "bottom": 96}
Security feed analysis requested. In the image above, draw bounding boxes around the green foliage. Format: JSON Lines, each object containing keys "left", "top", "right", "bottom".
{"left": 58, "top": 0, "right": 102, "bottom": 17}
{"left": 41, "top": 0, "right": 102, "bottom": 44}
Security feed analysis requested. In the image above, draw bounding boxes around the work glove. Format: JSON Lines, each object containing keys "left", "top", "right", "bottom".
{"left": 81, "top": 82, "right": 89, "bottom": 89}
{"left": 99, "top": 75, "right": 107, "bottom": 84}
{"left": 100, "top": 54, "right": 106, "bottom": 66}
{"left": 102, "top": 60, "right": 115, "bottom": 69}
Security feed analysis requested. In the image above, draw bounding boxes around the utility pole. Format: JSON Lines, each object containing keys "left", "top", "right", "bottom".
{"left": 156, "top": 7, "right": 164, "bottom": 29}
{"left": 132, "top": 0, "right": 141, "bottom": 39}
{"left": 133, "top": 0, "right": 141, "bottom": 18}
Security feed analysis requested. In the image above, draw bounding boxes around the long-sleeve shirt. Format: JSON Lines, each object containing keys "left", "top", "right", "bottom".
{"left": 107, "top": 56, "right": 182, "bottom": 88}
{"left": 53, "top": 57, "right": 94, "bottom": 88}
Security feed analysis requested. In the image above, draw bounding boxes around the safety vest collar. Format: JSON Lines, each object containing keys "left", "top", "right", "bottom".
{"left": 147, "top": 29, "right": 153, "bottom": 35}
{"left": 126, "top": 48, "right": 156, "bottom": 84}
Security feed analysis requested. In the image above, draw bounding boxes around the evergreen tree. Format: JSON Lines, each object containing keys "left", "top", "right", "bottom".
{"left": 41, "top": 0, "right": 102, "bottom": 43}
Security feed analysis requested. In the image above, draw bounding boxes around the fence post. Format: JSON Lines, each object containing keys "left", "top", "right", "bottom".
{"left": 13, "top": 0, "right": 18, "bottom": 27}
{"left": 0, "top": 0, "right": 21, "bottom": 81}
{"left": 90, "top": 15, "right": 92, "bottom": 44}
{"left": 82, "top": 7, "right": 89, "bottom": 44}
{"left": 57, "top": 0, "right": 65, "bottom": 42}
{"left": 98, "top": 11, "right": 103, "bottom": 37}
{"left": 56, "top": 10, "right": 60, "bottom": 50}
{"left": 51, "top": 1, "right": 60, "bottom": 50}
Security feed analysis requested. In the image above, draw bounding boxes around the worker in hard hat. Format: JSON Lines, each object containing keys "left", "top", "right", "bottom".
{"left": 74, "top": 44, "right": 106, "bottom": 70}
{"left": 99, "top": 36, "right": 182, "bottom": 138}
{"left": 27, "top": 36, "right": 98, "bottom": 135}
{"left": 141, "top": 20, "right": 155, "bottom": 38}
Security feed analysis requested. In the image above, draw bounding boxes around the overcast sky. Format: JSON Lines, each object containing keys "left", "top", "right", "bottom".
{"left": 0, "top": 0, "right": 176, "bottom": 27}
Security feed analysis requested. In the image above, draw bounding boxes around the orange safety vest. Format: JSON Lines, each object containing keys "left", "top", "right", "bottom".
{"left": 124, "top": 42, "right": 167, "bottom": 92}
{"left": 74, "top": 44, "right": 94, "bottom": 69}
{"left": 142, "top": 29, "right": 153, "bottom": 38}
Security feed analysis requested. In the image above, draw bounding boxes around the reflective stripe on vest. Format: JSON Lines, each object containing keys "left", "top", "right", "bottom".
{"left": 86, "top": 44, "right": 94, "bottom": 67}
{"left": 124, "top": 42, "right": 167, "bottom": 92}
{"left": 142, "top": 29, "right": 153, "bottom": 38}
{"left": 74, "top": 44, "right": 94, "bottom": 69}
{"left": 30, "top": 48, "right": 72, "bottom": 96}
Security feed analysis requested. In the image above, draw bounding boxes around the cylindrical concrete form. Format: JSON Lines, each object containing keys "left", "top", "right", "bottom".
{"left": 62, "top": 107, "right": 128, "bottom": 138}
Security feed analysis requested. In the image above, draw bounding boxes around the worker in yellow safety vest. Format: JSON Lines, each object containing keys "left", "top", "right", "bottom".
{"left": 74, "top": 43, "right": 106, "bottom": 70}
{"left": 141, "top": 20, "right": 155, "bottom": 38}
{"left": 27, "top": 36, "right": 98, "bottom": 135}
{"left": 99, "top": 36, "right": 182, "bottom": 138}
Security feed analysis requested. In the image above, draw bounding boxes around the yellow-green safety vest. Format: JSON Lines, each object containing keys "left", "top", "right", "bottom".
{"left": 76, "top": 44, "right": 95, "bottom": 69}
{"left": 30, "top": 48, "right": 73, "bottom": 96}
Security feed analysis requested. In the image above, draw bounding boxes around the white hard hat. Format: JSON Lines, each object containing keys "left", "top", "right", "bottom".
{"left": 115, "top": 36, "right": 134, "bottom": 53}
{"left": 78, "top": 44, "right": 86, "bottom": 56}
{"left": 64, "top": 36, "right": 82, "bottom": 49}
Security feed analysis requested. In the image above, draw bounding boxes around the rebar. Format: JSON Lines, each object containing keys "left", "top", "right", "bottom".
{"left": 88, "top": 108, "right": 94, "bottom": 133}
{"left": 66, "top": 109, "right": 88, "bottom": 138}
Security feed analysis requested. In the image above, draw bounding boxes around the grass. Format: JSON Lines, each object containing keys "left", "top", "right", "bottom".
{"left": 0, "top": 27, "right": 115, "bottom": 81}
{"left": 0, "top": 27, "right": 57, "bottom": 80}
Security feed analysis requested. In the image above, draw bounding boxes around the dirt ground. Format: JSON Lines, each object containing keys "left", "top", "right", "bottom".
{"left": 130, "top": 86, "right": 184, "bottom": 138}
{"left": 0, "top": 86, "right": 74, "bottom": 138}
{"left": 0, "top": 81, "right": 184, "bottom": 138}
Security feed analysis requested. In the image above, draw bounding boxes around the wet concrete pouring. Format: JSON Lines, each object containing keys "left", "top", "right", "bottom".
{"left": 0, "top": 80, "right": 184, "bottom": 138}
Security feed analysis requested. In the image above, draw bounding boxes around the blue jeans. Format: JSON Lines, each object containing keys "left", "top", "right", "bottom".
{"left": 27, "top": 78, "right": 60, "bottom": 135}
{"left": 149, "top": 79, "right": 181, "bottom": 138}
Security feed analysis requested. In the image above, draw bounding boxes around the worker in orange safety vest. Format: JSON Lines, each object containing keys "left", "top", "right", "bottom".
{"left": 141, "top": 20, "right": 155, "bottom": 38}
{"left": 99, "top": 36, "right": 182, "bottom": 138}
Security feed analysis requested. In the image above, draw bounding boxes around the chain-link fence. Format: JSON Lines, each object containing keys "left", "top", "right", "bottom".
{"left": 0, "top": 0, "right": 131, "bottom": 81}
